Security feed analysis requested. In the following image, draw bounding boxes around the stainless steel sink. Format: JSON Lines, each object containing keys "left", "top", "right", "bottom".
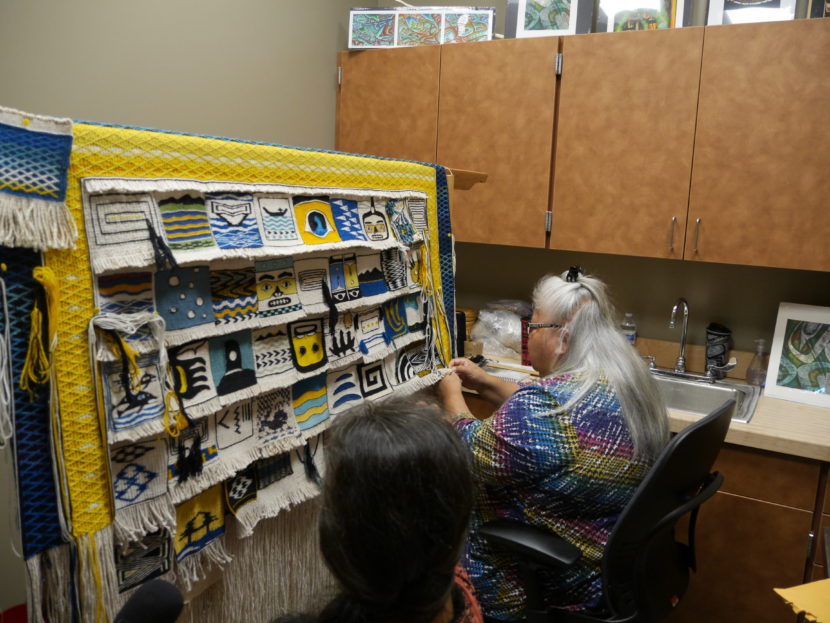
{"left": 651, "top": 372, "right": 760, "bottom": 423}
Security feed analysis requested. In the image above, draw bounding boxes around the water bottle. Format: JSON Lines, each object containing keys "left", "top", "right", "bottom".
{"left": 620, "top": 312, "right": 637, "bottom": 345}
{"left": 746, "top": 338, "right": 768, "bottom": 387}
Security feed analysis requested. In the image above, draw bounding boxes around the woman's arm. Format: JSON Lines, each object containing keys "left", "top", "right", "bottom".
{"left": 447, "top": 358, "right": 519, "bottom": 407}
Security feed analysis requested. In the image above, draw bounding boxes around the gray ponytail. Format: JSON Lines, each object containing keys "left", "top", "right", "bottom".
{"left": 532, "top": 271, "right": 669, "bottom": 459}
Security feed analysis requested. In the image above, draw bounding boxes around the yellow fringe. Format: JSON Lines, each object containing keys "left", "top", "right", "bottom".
{"left": 20, "top": 302, "right": 49, "bottom": 400}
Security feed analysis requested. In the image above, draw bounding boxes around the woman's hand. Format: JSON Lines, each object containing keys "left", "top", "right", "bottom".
{"left": 447, "top": 357, "right": 490, "bottom": 392}
{"left": 437, "top": 372, "right": 469, "bottom": 417}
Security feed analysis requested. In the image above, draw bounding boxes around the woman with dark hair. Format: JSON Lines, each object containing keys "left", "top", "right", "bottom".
{"left": 277, "top": 399, "right": 482, "bottom": 623}
{"left": 438, "top": 268, "right": 669, "bottom": 621}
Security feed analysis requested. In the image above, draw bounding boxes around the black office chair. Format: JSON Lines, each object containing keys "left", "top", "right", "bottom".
{"left": 481, "top": 399, "right": 736, "bottom": 623}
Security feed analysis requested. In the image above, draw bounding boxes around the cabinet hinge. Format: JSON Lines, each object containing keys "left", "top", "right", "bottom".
{"left": 545, "top": 211, "right": 552, "bottom": 233}
{"left": 337, "top": 66, "right": 343, "bottom": 86}
{"left": 555, "top": 53, "right": 563, "bottom": 76}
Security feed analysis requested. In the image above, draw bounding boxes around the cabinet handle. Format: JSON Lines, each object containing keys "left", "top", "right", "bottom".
{"left": 693, "top": 218, "right": 701, "bottom": 253}
{"left": 668, "top": 216, "right": 677, "bottom": 251}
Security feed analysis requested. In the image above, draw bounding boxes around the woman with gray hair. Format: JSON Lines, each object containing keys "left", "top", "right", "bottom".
{"left": 438, "top": 267, "right": 669, "bottom": 621}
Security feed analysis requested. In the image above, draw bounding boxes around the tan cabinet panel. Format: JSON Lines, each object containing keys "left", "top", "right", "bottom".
{"left": 669, "top": 492, "right": 809, "bottom": 623}
{"left": 437, "top": 38, "right": 559, "bottom": 247}
{"left": 714, "top": 444, "right": 820, "bottom": 511}
{"left": 336, "top": 46, "right": 440, "bottom": 163}
{"left": 688, "top": 20, "right": 830, "bottom": 271}
{"left": 550, "top": 28, "right": 703, "bottom": 259}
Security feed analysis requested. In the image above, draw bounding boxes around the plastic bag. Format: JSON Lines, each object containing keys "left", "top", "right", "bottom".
{"left": 470, "top": 309, "right": 522, "bottom": 359}
{"left": 485, "top": 299, "right": 532, "bottom": 318}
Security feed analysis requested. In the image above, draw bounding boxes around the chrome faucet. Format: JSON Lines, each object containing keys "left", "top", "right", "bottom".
{"left": 669, "top": 298, "right": 689, "bottom": 373}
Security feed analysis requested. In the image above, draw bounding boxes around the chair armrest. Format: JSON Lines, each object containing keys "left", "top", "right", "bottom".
{"left": 480, "top": 519, "right": 581, "bottom": 569}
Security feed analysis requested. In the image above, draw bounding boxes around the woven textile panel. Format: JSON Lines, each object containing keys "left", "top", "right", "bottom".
{"left": 43, "top": 121, "right": 454, "bottom": 547}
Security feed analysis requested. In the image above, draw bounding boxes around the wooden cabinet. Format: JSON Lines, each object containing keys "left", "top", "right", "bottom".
{"left": 670, "top": 445, "right": 821, "bottom": 623}
{"left": 550, "top": 28, "right": 703, "bottom": 259}
{"left": 335, "top": 20, "right": 830, "bottom": 271}
{"left": 437, "top": 38, "right": 559, "bottom": 247}
{"left": 336, "top": 45, "right": 440, "bottom": 163}
{"left": 687, "top": 20, "right": 830, "bottom": 272}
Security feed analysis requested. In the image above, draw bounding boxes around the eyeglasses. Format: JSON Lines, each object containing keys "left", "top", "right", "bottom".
{"left": 526, "top": 322, "right": 563, "bottom": 333}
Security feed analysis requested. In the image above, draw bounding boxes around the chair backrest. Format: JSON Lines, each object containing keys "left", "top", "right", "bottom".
{"left": 600, "top": 399, "right": 735, "bottom": 622}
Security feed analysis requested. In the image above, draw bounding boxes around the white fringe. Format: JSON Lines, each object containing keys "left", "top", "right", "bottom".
{"left": 180, "top": 498, "right": 335, "bottom": 623}
{"left": 76, "top": 525, "right": 119, "bottom": 623}
{"left": 175, "top": 537, "right": 233, "bottom": 593}
{"left": 233, "top": 453, "right": 323, "bottom": 539}
{"left": 169, "top": 442, "right": 263, "bottom": 505}
{"left": 108, "top": 417, "right": 168, "bottom": 445}
{"left": 90, "top": 237, "right": 406, "bottom": 275}
{"left": 258, "top": 430, "right": 305, "bottom": 460}
{"left": 82, "top": 176, "right": 429, "bottom": 202}
{"left": 25, "top": 544, "right": 74, "bottom": 623}
{"left": 113, "top": 496, "right": 176, "bottom": 545}
{"left": 0, "top": 193, "right": 78, "bottom": 250}
{"left": 24, "top": 554, "right": 45, "bottom": 623}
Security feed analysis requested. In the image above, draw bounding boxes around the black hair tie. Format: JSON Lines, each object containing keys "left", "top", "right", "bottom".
{"left": 565, "top": 266, "right": 582, "bottom": 283}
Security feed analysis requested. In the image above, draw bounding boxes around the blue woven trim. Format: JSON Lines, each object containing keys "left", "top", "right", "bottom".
{"left": 0, "top": 121, "right": 71, "bottom": 202}
{"left": 0, "top": 246, "right": 66, "bottom": 558}
{"left": 433, "top": 165, "right": 456, "bottom": 357}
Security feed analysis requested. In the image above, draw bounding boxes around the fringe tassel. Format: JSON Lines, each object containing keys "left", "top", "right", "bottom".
{"left": 182, "top": 499, "right": 334, "bottom": 623}
{"left": 169, "top": 442, "right": 264, "bottom": 505}
{"left": 77, "top": 526, "right": 114, "bottom": 623}
{"left": 25, "top": 544, "right": 74, "bottom": 623}
{"left": 0, "top": 194, "right": 78, "bottom": 251}
{"left": 175, "top": 537, "right": 233, "bottom": 593}
{"left": 24, "top": 554, "right": 45, "bottom": 623}
{"left": 112, "top": 496, "right": 176, "bottom": 545}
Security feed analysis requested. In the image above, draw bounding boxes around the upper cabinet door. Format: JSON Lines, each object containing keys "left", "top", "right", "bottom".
{"left": 687, "top": 20, "right": 830, "bottom": 271}
{"left": 550, "top": 28, "right": 704, "bottom": 259}
{"left": 336, "top": 46, "right": 440, "bottom": 163}
{"left": 437, "top": 38, "right": 559, "bottom": 248}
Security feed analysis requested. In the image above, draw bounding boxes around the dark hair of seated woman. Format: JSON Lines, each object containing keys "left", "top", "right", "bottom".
{"left": 275, "top": 397, "right": 479, "bottom": 623}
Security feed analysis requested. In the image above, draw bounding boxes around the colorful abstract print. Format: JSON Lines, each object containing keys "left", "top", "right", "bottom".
{"left": 776, "top": 320, "right": 830, "bottom": 393}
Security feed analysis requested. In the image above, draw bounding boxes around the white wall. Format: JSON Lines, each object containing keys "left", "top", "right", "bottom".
{"left": 0, "top": 0, "right": 357, "bottom": 611}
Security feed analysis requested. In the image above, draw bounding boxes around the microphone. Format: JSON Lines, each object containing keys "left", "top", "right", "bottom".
{"left": 114, "top": 579, "right": 184, "bottom": 623}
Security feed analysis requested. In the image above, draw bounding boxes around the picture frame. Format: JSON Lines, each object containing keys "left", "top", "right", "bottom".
{"left": 507, "top": 0, "right": 593, "bottom": 37}
{"left": 706, "top": 0, "right": 797, "bottom": 25}
{"left": 596, "top": 0, "right": 689, "bottom": 31}
{"left": 764, "top": 302, "right": 830, "bottom": 408}
{"left": 348, "top": 6, "right": 496, "bottom": 49}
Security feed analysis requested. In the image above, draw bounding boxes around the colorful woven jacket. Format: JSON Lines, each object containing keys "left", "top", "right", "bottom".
{"left": 454, "top": 372, "right": 654, "bottom": 621}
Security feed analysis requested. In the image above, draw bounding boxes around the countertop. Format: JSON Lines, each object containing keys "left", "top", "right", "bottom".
{"left": 669, "top": 395, "right": 830, "bottom": 462}
{"left": 476, "top": 357, "right": 830, "bottom": 463}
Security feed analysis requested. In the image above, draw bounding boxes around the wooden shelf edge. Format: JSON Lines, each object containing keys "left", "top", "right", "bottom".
{"left": 447, "top": 168, "right": 488, "bottom": 190}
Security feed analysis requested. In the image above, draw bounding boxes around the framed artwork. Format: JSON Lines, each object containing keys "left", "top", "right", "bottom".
{"left": 764, "top": 303, "right": 830, "bottom": 408}
{"left": 707, "top": 0, "right": 796, "bottom": 25}
{"left": 348, "top": 7, "right": 495, "bottom": 48}
{"left": 596, "top": 0, "right": 688, "bottom": 31}
{"left": 508, "top": 0, "right": 592, "bottom": 37}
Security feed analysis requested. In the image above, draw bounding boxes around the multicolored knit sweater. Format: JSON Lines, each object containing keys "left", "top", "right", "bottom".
{"left": 454, "top": 372, "right": 654, "bottom": 621}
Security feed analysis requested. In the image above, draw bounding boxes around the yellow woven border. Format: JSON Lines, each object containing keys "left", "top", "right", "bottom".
{"left": 44, "top": 123, "right": 449, "bottom": 536}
